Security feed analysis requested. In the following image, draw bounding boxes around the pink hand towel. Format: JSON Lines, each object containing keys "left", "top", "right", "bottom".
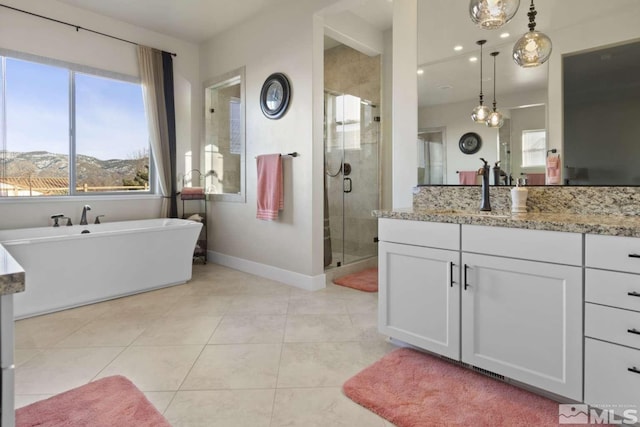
{"left": 546, "top": 155, "right": 561, "bottom": 185}
{"left": 256, "top": 154, "right": 283, "bottom": 220}
{"left": 458, "top": 171, "right": 478, "bottom": 185}
{"left": 526, "top": 173, "right": 546, "bottom": 185}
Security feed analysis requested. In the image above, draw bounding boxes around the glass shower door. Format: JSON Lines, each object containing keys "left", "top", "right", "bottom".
{"left": 324, "top": 91, "right": 379, "bottom": 268}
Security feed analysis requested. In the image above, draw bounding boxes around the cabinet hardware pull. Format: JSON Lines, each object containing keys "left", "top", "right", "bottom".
{"left": 449, "top": 262, "right": 455, "bottom": 287}
{"left": 629, "top": 367, "right": 640, "bottom": 375}
{"left": 628, "top": 328, "right": 640, "bottom": 336}
{"left": 629, "top": 254, "right": 640, "bottom": 258}
{"left": 629, "top": 292, "right": 640, "bottom": 298}
{"left": 464, "top": 264, "right": 469, "bottom": 290}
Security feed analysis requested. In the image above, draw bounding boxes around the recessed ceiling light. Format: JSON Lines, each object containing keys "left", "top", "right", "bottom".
{"left": 417, "top": 68, "right": 424, "bottom": 75}
{"left": 500, "top": 32, "right": 510, "bottom": 39}
{"left": 454, "top": 45, "right": 463, "bottom": 51}
{"left": 469, "top": 56, "right": 478, "bottom": 62}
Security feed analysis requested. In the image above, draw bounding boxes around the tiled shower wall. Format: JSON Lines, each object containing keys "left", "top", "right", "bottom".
{"left": 324, "top": 44, "right": 381, "bottom": 264}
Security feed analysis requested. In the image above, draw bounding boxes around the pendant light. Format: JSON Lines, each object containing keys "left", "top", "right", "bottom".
{"left": 486, "top": 51, "right": 504, "bottom": 128}
{"left": 513, "top": 0, "right": 552, "bottom": 67}
{"left": 469, "top": 0, "right": 520, "bottom": 29}
{"left": 471, "top": 40, "right": 491, "bottom": 124}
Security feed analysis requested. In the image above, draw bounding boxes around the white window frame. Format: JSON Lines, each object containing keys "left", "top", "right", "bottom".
{"left": 521, "top": 129, "right": 546, "bottom": 168}
{"left": 0, "top": 48, "right": 155, "bottom": 198}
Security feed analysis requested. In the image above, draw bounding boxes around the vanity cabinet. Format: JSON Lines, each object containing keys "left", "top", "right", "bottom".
{"left": 584, "top": 234, "right": 640, "bottom": 419}
{"left": 378, "top": 219, "right": 460, "bottom": 359}
{"left": 379, "top": 220, "right": 584, "bottom": 401}
{"left": 461, "top": 226, "right": 583, "bottom": 400}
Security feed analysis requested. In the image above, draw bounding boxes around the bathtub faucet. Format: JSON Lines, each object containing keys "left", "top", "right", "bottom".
{"left": 51, "top": 213, "right": 64, "bottom": 227}
{"left": 80, "top": 205, "right": 92, "bottom": 225}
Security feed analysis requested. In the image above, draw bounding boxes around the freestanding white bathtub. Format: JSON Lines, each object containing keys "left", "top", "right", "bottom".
{"left": 0, "top": 218, "right": 203, "bottom": 319}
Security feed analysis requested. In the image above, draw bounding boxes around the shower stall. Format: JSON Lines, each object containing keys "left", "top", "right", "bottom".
{"left": 324, "top": 90, "right": 380, "bottom": 269}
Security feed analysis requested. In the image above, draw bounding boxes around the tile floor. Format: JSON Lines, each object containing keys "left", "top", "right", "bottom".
{"left": 14, "top": 263, "right": 396, "bottom": 427}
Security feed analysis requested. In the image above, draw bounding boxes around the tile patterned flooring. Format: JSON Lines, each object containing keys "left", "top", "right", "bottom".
{"left": 14, "top": 263, "right": 396, "bottom": 427}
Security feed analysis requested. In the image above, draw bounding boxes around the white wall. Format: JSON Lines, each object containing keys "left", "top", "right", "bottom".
{"left": 0, "top": 0, "right": 200, "bottom": 228}
{"left": 419, "top": 89, "right": 545, "bottom": 185}
{"left": 419, "top": 100, "right": 499, "bottom": 185}
{"left": 381, "top": 29, "right": 393, "bottom": 210}
{"left": 391, "top": 0, "right": 417, "bottom": 208}
{"left": 510, "top": 105, "right": 546, "bottom": 179}
{"left": 199, "top": 0, "right": 343, "bottom": 289}
{"left": 323, "top": 11, "right": 383, "bottom": 56}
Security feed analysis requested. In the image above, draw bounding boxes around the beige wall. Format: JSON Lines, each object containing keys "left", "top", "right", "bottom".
{"left": 199, "top": 0, "right": 343, "bottom": 287}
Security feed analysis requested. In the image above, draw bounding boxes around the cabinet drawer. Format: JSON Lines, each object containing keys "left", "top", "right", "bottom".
{"left": 378, "top": 218, "right": 459, "bottom": 250}
{"left": 462, "top": 225, "right": 582, "bottom": 265}
{"left": 585, "top": 338, "right": 640, "bottom": 419}
{"left": 586, "top": 234, "right": 640, "bottom": 273}
{"left": 586, "top": 303, "right": 640, "bottom": 350}
{"left": 585, "top": 269, "right": 640, "bottom": 312}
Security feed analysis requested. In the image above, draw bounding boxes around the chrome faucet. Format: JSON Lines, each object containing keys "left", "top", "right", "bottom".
{"left": 479, "top": 158, "right": 491, "bottom": 211}
{"left": 80, "top": 205, "right": 92, "bottom": 225}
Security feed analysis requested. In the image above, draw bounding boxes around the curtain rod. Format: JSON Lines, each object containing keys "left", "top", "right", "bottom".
{"left": 0, "top": 3, "right": 177, "bottom": 57}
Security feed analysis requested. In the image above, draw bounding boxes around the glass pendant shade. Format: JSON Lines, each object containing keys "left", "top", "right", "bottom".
{"left": 472, "top": 104, "right": 491, "bottom": 123}
{"left": 513, "top": 30, "right": 552, "bottom": 67}
{"left": 513, "top": 0, "right": 552, "bottom": 67}
{"left": 471, "top": 40, "right": 489, "bottom": 124}
{"left": 487, "top": 51, "right": 503, "bottom": 128}
{"left": 469, "top": 0, "right": 520, "bottom": 29}
{"left": 486, "top": 110, "right": 504, "bottom": 128}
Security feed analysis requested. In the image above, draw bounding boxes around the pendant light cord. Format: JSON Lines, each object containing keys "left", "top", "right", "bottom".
{"left": 477, "top": 40, "right": 487, "bottom": 104}
{"left": 479, "top": 43, "right": 484, "bottom": 100}
{"left": 527, "top": 0, "right": 537, "bottom": 32}
{"left": 491, "top": 52, "right": 499, "bottom": 111}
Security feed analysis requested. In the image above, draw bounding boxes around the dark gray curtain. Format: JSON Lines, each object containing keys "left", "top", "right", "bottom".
{"left": 162, "top": 51, "right": 178, "bottom": 218}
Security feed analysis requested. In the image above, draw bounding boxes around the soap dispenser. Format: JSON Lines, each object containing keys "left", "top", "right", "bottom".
{"left": 511, "top": 181, "right": 528, "bottom": 214}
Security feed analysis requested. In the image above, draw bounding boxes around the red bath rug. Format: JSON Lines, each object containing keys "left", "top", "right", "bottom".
{"left": 16, "top": 375, "right": 171, "bottom": 427}
{"left": 333, "top": 267, "right": 378, "bottom": 292}
{"left": 344, "top": 347, "right": 604, "bottom": 427}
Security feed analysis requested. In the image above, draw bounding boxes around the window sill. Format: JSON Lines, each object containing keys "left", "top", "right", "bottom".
{"left": 0, "top": 194, "right": 161, "bottom": 204}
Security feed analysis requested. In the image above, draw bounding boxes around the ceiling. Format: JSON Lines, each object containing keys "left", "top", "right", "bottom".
{"left": 54, "top": 0, "right": 638, "bottom": 109}
{"left": 55, "top": 0, "right": 293, "bottom": 43}
{"left": 55, "top": 0, "right": 393, "bottom": 44}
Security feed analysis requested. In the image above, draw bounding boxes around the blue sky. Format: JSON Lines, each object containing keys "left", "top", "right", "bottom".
{"left": 5, "top": 57, "right": 148, "bottom": 160}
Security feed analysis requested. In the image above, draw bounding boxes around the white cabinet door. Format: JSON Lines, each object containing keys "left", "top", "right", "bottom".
{"left": 461, "top": 253, "right": 583, "bottom": 400}
{"left": 379, "top": 241, "right": 460, "bottom": 359}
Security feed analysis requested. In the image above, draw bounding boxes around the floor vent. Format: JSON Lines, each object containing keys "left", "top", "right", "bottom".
{"left": 471, "top": 365, "right": 505, "bottom": 381}
{"left": 439, "top": 356, "right": 506, "bottom": 381}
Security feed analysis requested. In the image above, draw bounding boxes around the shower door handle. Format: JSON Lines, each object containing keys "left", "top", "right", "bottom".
{"left": 343, "top": 177, "right": 352, "bottom": 193}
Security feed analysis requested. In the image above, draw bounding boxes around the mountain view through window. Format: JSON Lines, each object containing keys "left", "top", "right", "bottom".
{"left": 0, "top": 55, "right": 150, "bottom": 197}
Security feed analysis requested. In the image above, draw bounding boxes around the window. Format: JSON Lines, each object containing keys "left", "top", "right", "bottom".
{"left": 0, "top": 51, "right": 150, "bottom": 197}
{"left": 521, "top": 129, "right": 546, "bottom": 167}
{"left": 203, "top": 67, "right": 246, "bottom": 202}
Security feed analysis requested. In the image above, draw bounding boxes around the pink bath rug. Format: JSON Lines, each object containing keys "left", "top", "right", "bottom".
{"left": 344, "top": 347, "right": 603, "bottom": 427}
{"left": 333, "top": 267, "right": 378, "bottom": 292}
{"left": 16, "top": 375, "right": 171, "bottom": 427}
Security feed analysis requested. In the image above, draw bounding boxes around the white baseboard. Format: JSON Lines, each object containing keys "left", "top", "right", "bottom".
{"left": 207, "top": 250, "right": 326, "bottom": 291}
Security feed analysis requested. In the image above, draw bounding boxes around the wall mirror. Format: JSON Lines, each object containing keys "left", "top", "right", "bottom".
{"left": 417, "top": 0, "right": 640, "bottom": 186}
{"left": 203, "top": 66, "right": 246, "bottom": 201}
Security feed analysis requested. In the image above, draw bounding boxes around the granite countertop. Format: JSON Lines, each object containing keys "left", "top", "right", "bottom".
{"left": 373, "top": 208, "right": 640, "bottom": 238}
{"left": 0, "top": 244, "right": 25, "bottom": 295}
